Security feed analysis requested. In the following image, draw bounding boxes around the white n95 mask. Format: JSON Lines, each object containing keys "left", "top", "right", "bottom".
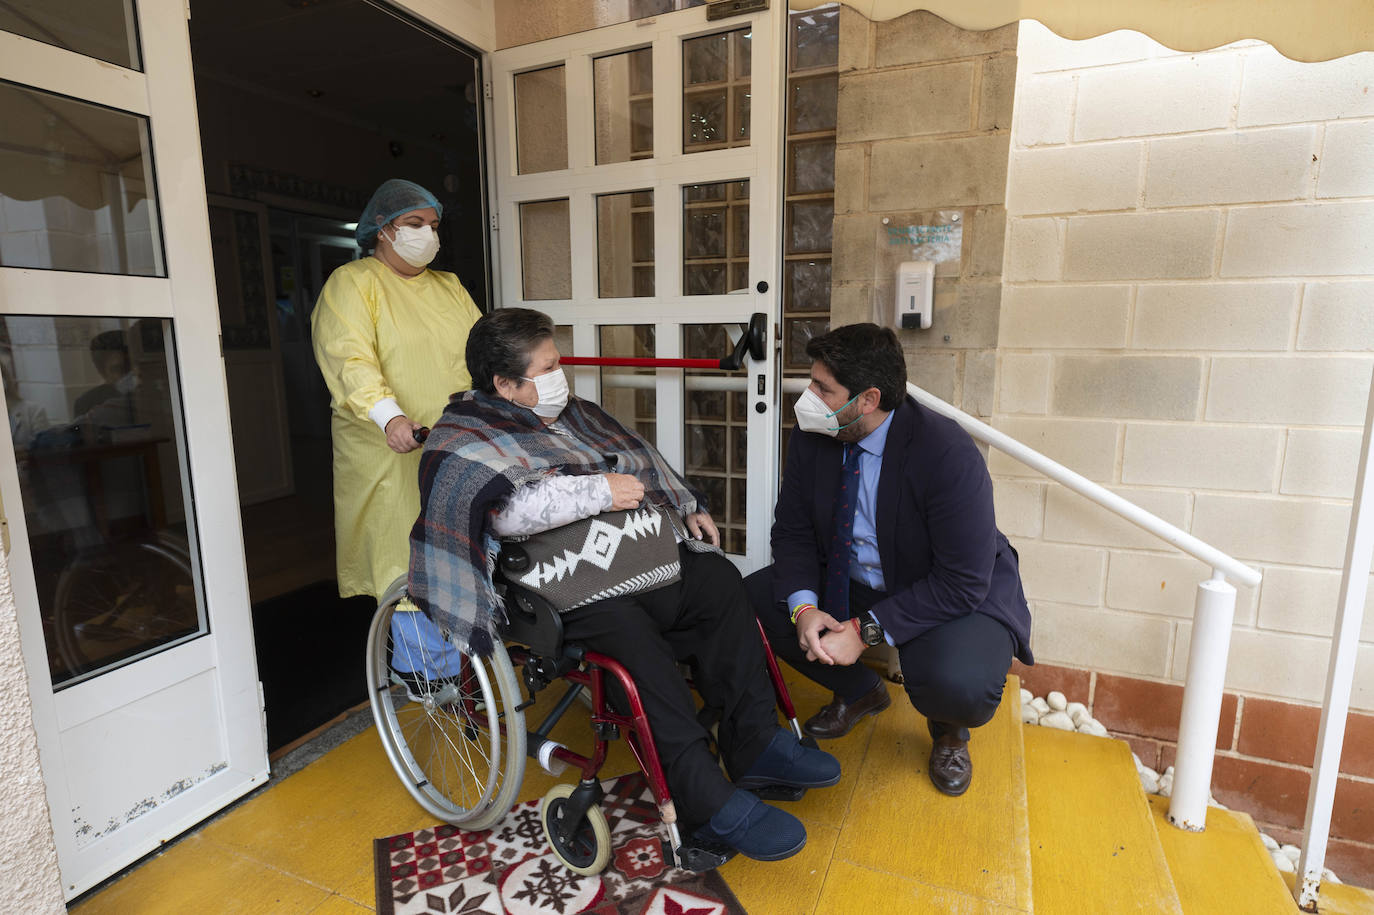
{"left": 387, "top": 224, "right": 440, "bottom": 268}
{"left": 524, "top": 368, "right": 569, "bottom": 419}
{"left": 793, "top": 387, "right": 860, "bottom": 437}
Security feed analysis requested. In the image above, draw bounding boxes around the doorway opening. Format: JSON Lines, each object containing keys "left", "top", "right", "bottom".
{"left": 188, "top": 0, "right": 490, "bottom": 753}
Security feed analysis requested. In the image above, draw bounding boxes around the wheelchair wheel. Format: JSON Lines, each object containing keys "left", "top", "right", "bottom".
{"left": 366, "top": 582, "right": 526, "bottom": 829}
{"left": 540, "top": 784, "right": 612, "bottom": 876}
{"left": 53, "top": 538, "right": 198, "bottom": 678}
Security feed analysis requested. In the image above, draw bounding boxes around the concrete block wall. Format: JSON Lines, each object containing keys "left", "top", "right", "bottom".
{"left": 1000, "top": 22, "right": 1374, "bottom": 877}
{"left": 830, "top": 9, "right": 1016, "bottom": 418}
{"left": 998, "top": 21, "right": 1374, "bottom": 708}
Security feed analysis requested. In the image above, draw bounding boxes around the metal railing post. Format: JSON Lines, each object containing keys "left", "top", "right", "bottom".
{"left": 1294, "top": 368, "right": 1374, "bottom": 911}
{"left": 1168, "top": 573, "right": 1236, "bottom": 832}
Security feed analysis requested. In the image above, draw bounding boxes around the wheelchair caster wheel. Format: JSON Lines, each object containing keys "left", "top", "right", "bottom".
{"left": 540, "top": 784, "right": 611, "bottom": 876}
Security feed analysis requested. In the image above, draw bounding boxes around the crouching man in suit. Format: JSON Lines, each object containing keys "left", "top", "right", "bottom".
{"left": 744, "top": 323, "right": 1033, "bottom": 796}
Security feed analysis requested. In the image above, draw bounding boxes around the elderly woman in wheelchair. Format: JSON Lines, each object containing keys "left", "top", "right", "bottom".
{"left": 373, "top": 307, "right": 839, "bottom": 872}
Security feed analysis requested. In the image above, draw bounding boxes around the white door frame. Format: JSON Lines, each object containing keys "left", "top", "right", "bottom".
{"left": 489, "top": 4, "right": 786, "bottom": 570}
{"left": 0, "top": 0, "right": 265, "bottom": 897}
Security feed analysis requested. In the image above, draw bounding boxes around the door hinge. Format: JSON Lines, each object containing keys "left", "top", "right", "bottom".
{"left": 489, "top": 214, "right": 499, "bottom": 232}
{"left": 257, "top": 680, "right": 268, "bottom": 749}
{"left": 483, "top": 81, "right": 493, "bottom": 101}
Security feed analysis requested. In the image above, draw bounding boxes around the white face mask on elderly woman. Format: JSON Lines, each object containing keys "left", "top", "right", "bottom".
{"left": 386, "top": 224, "right": 440, "bottom": 268}
{"left": 523, "top": 368, "right": 570, "bottom": 420}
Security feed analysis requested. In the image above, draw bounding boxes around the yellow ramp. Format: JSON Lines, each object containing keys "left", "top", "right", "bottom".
{"left": 1147, "top": 794, "right": 1295, "bottom": 914}
{"left": 826, "top": 675, "right": 1033, "bottom": 913}
{"left": 1025, "top": 725, "right": 1182, "bottom": 914}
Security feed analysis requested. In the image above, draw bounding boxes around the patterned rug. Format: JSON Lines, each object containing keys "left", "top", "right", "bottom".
{"left": 373, "top": 773, "right": 747, "bottom": 914}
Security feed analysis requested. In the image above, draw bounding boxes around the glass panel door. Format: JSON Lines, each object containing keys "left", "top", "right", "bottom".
{"left": 0, "top": 0, "right": 264, "bottom": 898}
{"left": 491, "top": 2, "right": 783, "bottom": 569}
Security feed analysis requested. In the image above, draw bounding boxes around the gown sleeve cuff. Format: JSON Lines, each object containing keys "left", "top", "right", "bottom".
{"left": 369, "top": 397, "right": 405, "bottom": 432}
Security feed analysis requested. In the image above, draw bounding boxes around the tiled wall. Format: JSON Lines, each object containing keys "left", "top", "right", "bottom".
{"left": 830, "top": 9, "right": 1016, "bottom": 418}
{"left": 997, "top": 22, "right": 1374, "bottom": 708}
{"left": 1015, "top": 661, "right": 1374, "bottom": 886}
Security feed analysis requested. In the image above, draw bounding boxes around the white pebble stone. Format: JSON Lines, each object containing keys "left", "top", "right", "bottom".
{"left": 1272, "top": 851, "right": 1295, "bottom": 874}
{"left": 1138, "top": 769, "right": 1159, "bottom": 794}
{"left": 1020, "top": 688, "right": 1033, "bottom": 706}
{"left": 1047, "top": 691, "right": 1068, "bottom": 711}
{"left": 1067, "top": 702, "right": 1089, "bottom": 724}
{"left": 1081, "top": 720, "right": 1110, "bottom": 738}
{"left": 1041, "top": 710, "right": 1075, "bottom": 731}
{"left": 1021, "top": 705, "right": 1040, "bottom": 725}
{"left": 1164, "top": 766, "right": 1175, "bottom": 778}
{"left": 1031, "top": 697, "right": 1050, "bottom": 715}
{"left": 1281, "top": 845, "right": 1301, "bottom": 863}
{"left": 1158, "top": 774, "right": 1173, "bottom": 798}
{"left": 1260, "top": 833, "right": 1279, "bottom": 851}
{"left": 1324, "top": 868, "right": 1342, "bottom": 885}
{"left": 1131, "top": 752, "right": 1143, "bottom": 769}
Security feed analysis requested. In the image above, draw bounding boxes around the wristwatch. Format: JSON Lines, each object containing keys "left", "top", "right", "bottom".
{"left": 858, "top": 611, "right": 885, "bottom": 647}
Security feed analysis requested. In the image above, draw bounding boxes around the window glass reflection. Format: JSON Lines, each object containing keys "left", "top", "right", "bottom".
{"left": 0, "top": 0, "right": 141, "bottom": 70}
{"left": 0, "top": 81, "right": 164, "bottom": 276}
{"left": 4, "top": 316, "right": 205, "bottom": 686}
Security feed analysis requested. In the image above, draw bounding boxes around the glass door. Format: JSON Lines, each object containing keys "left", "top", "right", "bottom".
{"left": 0, "top": 0, "right": 265, "bottom": 897}
{"left": 491, "top": 3, "right": 784, "bottom": 569}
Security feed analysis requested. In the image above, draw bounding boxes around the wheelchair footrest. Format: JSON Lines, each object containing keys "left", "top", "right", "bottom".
{"left": 752, "top": 783, "right": 807, "bottom": 802}
{"left": 670, "top": 836, "right": 738, "bottom": 873}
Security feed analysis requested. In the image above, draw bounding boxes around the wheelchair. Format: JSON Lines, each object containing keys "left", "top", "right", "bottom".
{"left": 364, "top": 555, "right": 813, "bottom": 876}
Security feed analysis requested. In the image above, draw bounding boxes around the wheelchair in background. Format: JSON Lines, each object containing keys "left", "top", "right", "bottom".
{"left": 364, "top": 556, "right": 812, "bottom": 876}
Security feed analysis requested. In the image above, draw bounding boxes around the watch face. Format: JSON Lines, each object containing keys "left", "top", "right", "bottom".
{"left": 860, "top": 620, "right": 883, "bottom": 646}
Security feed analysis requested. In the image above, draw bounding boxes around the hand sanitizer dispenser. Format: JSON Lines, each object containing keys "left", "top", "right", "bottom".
{"left": 895, "top": 260, "right": 934, "bottom": 330}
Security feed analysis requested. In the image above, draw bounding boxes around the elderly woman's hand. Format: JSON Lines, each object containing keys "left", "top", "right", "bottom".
{"left": 685, "top": 511, "right": 719, "bottom": 546}
{"left": 605, "top": 473, "right": 645, "bottom": 510}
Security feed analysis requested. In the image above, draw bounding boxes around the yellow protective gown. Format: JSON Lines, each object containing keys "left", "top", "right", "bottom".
{"left": 311, "top": 256, "right": 482, "bottom": 599}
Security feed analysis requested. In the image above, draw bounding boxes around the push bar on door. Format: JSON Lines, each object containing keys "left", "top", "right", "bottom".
{"left": 559, "top": 313, "right": 767, "bottom": 372}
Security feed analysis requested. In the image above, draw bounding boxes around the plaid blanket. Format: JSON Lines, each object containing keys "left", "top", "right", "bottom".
{"left": 407, "top": 390, "right": 710, "bottom": 656}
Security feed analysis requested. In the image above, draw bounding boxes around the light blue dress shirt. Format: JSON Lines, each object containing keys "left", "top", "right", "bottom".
{"left": 789, "top": 411, "right": 894, "bottom": 630}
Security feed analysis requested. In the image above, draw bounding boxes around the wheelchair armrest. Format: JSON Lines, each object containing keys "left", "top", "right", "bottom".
{"left": 496, "top": 547, "right": 566, "bottom": 659}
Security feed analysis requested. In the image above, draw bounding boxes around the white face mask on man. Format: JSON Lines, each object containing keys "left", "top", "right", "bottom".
{"left": 523, "top": 368, "right": 570, "bottom": 420}
{"left": 793, "top": 387, "right": 861, "bottom": 437}
{"left": 386, "top": 224, "right": 440, "bottom": 268}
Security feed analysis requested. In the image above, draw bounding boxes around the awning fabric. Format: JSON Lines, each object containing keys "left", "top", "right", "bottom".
{"left": 788, "top": 0, "right": 1374, "bottom": 62}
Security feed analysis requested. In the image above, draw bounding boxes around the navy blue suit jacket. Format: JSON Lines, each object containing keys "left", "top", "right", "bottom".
{"left": 771, "top": 395, "right": 1033, "bottom": 664}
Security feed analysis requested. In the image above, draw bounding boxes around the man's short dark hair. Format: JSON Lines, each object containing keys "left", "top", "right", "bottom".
{"left": 805, "top": 323, "right": 907, "bottom": 411}
{"left": 465, "top": 308, "right": 555, "bottom": 395}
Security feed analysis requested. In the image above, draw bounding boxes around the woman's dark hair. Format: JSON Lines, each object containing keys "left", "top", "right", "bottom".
{"left": 466, "top": 308, "right": 555, "bottom": 395}
{"left": 805, "top": 323, "right": 907, "bottom": 411}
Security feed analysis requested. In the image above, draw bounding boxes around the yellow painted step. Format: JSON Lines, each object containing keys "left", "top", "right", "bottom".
{"left": 1147, "top": 794, "right": 1295, "bottom": 914}
{"left": 1025, "top": 725, "right": 1182, "bottom": 914}
{"left": 1281, "top": 870, "right": 1374, "bottom": 914}
{"left": 818, "top": 674, "right": 1034, "bottom": 913}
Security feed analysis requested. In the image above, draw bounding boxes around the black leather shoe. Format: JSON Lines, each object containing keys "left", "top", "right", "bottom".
{"left": 929, "top": 734, "right": 972, "bottom": 796}
{"left": 802, "top": 679, "right": 891, "bottom": 739}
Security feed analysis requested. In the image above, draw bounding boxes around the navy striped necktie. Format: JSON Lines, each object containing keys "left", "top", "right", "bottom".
{"left": 823, "top": 443, "right": 863, "bottom": 620}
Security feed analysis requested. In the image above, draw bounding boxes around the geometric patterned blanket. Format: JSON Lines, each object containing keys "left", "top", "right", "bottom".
{"left": 373, "top": 773, "right": 747, "bottom": 915}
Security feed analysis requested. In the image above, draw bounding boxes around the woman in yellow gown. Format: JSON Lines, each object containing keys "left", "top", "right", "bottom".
{"left": 312, "top": 179, "right": 482, "bottom": 599}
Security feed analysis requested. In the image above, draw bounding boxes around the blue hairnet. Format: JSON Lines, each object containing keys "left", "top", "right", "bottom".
{"left": 356, "top": 179, "right": 443, "bottom": 247}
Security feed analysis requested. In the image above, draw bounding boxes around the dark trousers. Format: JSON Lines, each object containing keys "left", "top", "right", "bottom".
{"left": 744, "top": 566, "right": 1014, "bottom": 743}
{"left": 561, "top": 547, "right": 778, "bottom": 825}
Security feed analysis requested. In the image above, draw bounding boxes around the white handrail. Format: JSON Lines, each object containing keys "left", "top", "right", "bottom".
{"left": 914, "top": 383, "right": 1263, "bottom": 587}
{"left": 779, "top": 377, "right": 1262, "bottom": 586}
{"left": 1295, "top": 367, "right": 1374, "bottom": 910}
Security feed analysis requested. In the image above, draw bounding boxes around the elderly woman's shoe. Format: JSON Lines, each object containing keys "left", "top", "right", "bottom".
{"left": 735, "top": 727, "right": 841, "bottom": 790}
{"left": 691, "top": 789, "right": 806, "bottom": 861}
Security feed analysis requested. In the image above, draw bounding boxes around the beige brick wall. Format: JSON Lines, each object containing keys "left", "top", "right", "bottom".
{"left": 998, "top": 21, "right": 1374, "bottom": 708}
{"left": 831, "top": 9, "right": 1016, "bottom": 419}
